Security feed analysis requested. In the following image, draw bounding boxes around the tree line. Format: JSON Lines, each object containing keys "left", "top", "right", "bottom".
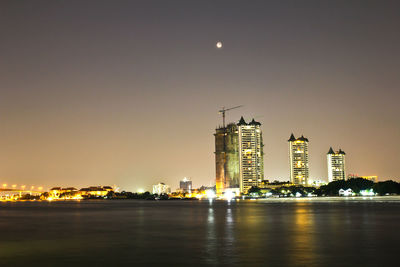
{"left": 248, "top": 178, "right": 400, "bottom": 197}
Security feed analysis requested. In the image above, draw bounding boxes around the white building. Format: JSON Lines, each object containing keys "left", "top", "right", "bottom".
{"left": 179, "top": 177, "right": 192, "bottom": 193}
{"left": 152, "top": 183, "right": 171, "bottom": 195}
{"left": 237, "top": 117, "right": 264, "bottom": 194}
{"left": 327, "top": 147, "right": 346, "bottom": 182}
{"left": 288, "top": 134, "right": 309, "bottom": 185}
{"left": 339, "top": 188, "right": 354, "bottom": 196}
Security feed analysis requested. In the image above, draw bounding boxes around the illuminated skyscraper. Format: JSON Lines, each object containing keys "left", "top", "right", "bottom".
{"left": 288, "top": 134, "right": 309, "bottom": 185}
{"left": 327, "top": 147, "right": 346, "bottom": 182}
{"left": 215, "top": 117, "right": 264, "bottom": 194}
{"left": 237, "top": 117, "right": 264, "bottom": 193}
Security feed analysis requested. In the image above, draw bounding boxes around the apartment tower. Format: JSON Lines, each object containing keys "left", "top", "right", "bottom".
{"left": 215, "top": 117, "right": 264, "bottom": 194}
{"left": 288, "top": 134, "right": 309, "bottom": 185}
{"left": 237, "top": 117, "right": 264, "bottom": 193}
{"left": 327, "top": 147, "right": 346, "bottom": 182}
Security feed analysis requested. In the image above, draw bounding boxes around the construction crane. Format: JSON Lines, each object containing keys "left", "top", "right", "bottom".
{"left": 219, "top": 105, "right": 243, "bottom": 128}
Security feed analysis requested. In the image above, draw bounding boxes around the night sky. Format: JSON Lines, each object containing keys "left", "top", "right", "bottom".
{"left": 1, "top": 0, "right": 399, "bottom": 191}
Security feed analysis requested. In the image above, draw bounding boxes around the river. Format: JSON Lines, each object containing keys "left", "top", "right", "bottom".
{"left": 1, "top": 197, "right": 399, "bottom": 266}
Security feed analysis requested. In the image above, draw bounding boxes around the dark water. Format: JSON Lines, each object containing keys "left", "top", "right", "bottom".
{"left": 1, "top": 197, "right": 400, "bottom": 266}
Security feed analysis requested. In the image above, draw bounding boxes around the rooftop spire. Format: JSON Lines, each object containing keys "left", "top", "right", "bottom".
{"left": 249, "top": 118, "right": 261, "bottom": 126}
{"left": 288, "top": 133, "right": 296, "bottom": 142}
{"left": 237, "top": 116, "right": 247, "bottom": 126}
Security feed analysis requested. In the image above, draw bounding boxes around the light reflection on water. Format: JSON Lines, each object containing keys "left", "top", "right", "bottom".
{"left": 0, "top": 198, "right": 400, "bottom": 266}
{"left": 290, "top": 204, "right": 317, "bottom": 266}
{"left": 206, "top": 206, "right": 216, "bottom": 264}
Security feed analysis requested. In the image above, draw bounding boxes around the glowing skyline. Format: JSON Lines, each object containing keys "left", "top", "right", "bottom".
{"left": 0, "top": 1, "right": 399, "bottom": 191}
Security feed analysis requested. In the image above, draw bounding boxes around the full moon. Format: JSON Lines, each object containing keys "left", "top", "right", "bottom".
{"left": 216, "top": 41, "right": 223, "bottom": 48}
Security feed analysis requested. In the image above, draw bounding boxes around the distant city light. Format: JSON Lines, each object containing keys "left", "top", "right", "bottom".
{"left": 360, "top": 189, "right": 375, "bottom": 196}
{"left": 205, "top": 189, "right": 216, "bottom": 199}
{"left": 224, "top": 190, "right": 235, "bottom": 201}
{"left": 137, "top": 189, "right": 145, "bottom": 194}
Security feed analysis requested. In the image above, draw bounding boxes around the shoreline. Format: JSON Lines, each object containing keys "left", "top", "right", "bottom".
{"left": 2, "top": 195, "right": 400, "bottom": 203}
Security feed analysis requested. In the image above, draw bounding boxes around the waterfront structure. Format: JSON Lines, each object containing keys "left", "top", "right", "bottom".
{"left": 327, "top": 147, "right": 346, "bottom": 182}
{"left": 259, "top": 180, "right": 292, "bottom": 190}
{"left": 49, "top": 187, "right": 78, "bottom": 198}
{"left": 339, "top": 188, "right": 354, "bottom": 196}
{"left": 152, "top": 183, "right": 171, "bottom": 195}
{"left": 80, "top": 186, "right": 113, "bottom": 197}
{"left": 47, "top": 186, "right": 113, "bottom": 199}
{"left": 179, "top": 177, "right": 192, "bottom": 193}
{"left": 310, "top": 180, "right": 328, "bottom": 187}
{"left": 288, "top": 134, "right": 309, "bottom": 185}
{"left": 215, "top": 117, "right": 264, "bottom": 194}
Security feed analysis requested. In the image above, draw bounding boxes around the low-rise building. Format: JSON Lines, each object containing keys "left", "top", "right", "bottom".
{"left": 152, "top": 183, "right": 171, "bottom": 195}
{"left": 79, "top": 186, "right": 114, "bottom": 197}
{"left": 339, "top": 188, "right": 354, "bottom": 196}
{"left": 259, "top": 180, "right": 292, "bottom": 189}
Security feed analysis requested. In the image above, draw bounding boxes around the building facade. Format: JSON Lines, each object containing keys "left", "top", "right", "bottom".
{"left": 152, "top": 183, "right": 171, "bottom": 195}
{"left": 238, "top": 117, "right": 264, "bottom": 193}
{"left": 215, "top": 117, "right": 264, "bottom": 194}
{"left": 327, "top": 147, "right": 346, "bottom": 182}
{"left": 215, "top": 123, "right": 240, "bottom": 194}
{"left": 179, "top": 177, "right": 192, "bottom": 193}
{"left": 288, "top": 134, "right": 309, "bottom": 185}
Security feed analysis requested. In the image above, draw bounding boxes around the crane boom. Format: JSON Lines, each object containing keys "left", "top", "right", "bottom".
{"left": 219, "top": 105, "right": 243, "bottom": 129}
{"left": 219, "top": 105, "right": 243, "bottom": 113}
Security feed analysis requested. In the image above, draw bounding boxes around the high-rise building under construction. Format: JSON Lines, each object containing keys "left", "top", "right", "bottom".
{"left": 215, "top": 117, "right": 264, "bottom": 194}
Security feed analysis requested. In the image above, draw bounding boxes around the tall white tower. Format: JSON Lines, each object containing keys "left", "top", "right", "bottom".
{"left": 327, "top": 147, "right": 346, "bottom": 182}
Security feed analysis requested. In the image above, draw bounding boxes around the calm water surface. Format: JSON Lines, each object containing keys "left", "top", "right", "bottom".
{"left": 1, "top": 197, "right": 400, "bottom": 266}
